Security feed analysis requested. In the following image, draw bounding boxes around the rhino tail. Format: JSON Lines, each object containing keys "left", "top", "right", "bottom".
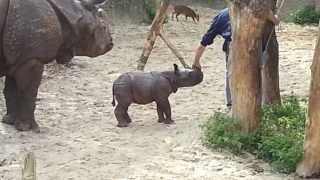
{"left": 112, "top": 84, "right": 116, "bottom": 107}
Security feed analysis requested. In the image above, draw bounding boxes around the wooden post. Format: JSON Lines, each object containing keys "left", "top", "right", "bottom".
{"left": 296, "top": 23, "right": 320, "bottom": 178}
{"left": 22, "top": 152, "right": 36, "bottom": 180}
{"left": 137, "top": 0, "right": 189, "bottom": 71}
{"left": 227, "top": 0, "right": 276, "bottom": 132}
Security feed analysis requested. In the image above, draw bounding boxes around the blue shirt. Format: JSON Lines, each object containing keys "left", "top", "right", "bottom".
{"left": 201, "top": 8, "right": 232, "bottom": 47}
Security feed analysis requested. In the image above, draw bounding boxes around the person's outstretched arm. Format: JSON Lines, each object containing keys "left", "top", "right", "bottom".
{"left": 192, "top": 9, "right": 227, "bottom": 70}
{"left": 193, "top": 45, "right": 206, "bottom": 69}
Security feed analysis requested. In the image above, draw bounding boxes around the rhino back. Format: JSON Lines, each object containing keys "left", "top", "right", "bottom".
{"left": 114, "top": 72, "right": 164, "bottom": 104}
{"left": 47, "top": 0, "right": 83, "bottom": 35}
{"left": 3, "top": 0, "right": 62, "bottom": 66}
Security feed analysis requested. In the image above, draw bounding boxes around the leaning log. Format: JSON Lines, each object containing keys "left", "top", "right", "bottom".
{"left": 137, "top": 0, "right": 170, "bottom": 71}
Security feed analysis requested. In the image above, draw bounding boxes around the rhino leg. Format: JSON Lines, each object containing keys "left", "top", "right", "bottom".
{"left": 124, "top": 111, "right": 132, "bottom": 123}
{"left": 2, "top": 76, "right": 18, "bottom": 125}
{"left": 115, "top": 104, "right": 130, "bottom": 127}
{"left": 157, "top": 99, "right": 174, "bottom": 124}
{"left": 156, "top": 103, "right": 165, "bottom": 123}
{"left": 13, "top": 60, "right": 43, "bottom": 132}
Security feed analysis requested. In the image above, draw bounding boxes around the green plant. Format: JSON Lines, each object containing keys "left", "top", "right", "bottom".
{"left": 144, "top": 0, "right": 158, "bottom": 23}
{"left": 203, "top": 96, "right": 306, "bottom": 173}
{"left": 203, "top": 112, "right": 245, "bottom": 154}
{"left": 290, "top": 5, "right": 320, "bottom": 25}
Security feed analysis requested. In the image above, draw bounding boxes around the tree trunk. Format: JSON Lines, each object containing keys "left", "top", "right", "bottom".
{"left": 261, "top": 1, "right": 281, "bottom": 105}
{"left": 296, "top": 23, "right": 320, "bottom": 178}
{"left": 228, "top": 0, "right": 275, "bottom": 132}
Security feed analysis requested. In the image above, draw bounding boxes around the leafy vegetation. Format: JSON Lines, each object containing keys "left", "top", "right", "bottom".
{"left": 287, "top": 5, "right": 320, "bottom": 25}
{"left": 202, "top": 96, "right": 307, "bottom": 173}
{"left": 144, "top": 0, "right": 158, "bottom": 23}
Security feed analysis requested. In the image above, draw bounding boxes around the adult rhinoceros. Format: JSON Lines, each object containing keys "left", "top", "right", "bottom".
{"left": 0, "top": 0, "right": 113, "bottom": 132}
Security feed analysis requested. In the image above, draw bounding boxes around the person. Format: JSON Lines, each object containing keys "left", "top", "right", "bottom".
{"left": 192, "top": 8, "right": 279, "bottom": 110}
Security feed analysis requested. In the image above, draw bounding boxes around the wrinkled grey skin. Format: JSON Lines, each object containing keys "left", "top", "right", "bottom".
{"left": 112, "top": 64, "right": 203, "bottom": 127}
{"left": 0, "top": 0, "right": 113, "bottom": 132}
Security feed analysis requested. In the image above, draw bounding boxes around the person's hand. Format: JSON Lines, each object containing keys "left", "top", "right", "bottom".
{"left": 192, "top": 61, "right": 201, "bottom": 71}
{"left": 274, "top": 14, "right": 280, "bottom": 25}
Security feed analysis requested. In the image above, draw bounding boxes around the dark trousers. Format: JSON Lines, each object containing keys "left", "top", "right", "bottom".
{"left": 223, "top": 40, "right": 232, "bottom": 107}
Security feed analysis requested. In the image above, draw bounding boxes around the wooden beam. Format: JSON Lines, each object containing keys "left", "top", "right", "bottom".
{"left": 137, "top": 0, "right": 189, "bottom": 70}
{"left": 137, "top": 0, "right": 170, "bottom": 71}
{"left": 158, "top": 32, "right": 190, "bottom": 68}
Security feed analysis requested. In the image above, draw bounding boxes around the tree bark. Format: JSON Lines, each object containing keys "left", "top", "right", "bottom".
{"left": 228, "top": 0, "right": 275, "bottom": 132}
{"left": 261, "top": 1, "right": 281, "bottom": 105}
{"left": 137, "top": 0, "right": 169, "bottom": 71}
{"left": 296, "top": 23, "right": 320, "bottom": 178}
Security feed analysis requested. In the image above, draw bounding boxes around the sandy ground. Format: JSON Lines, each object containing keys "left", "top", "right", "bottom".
{"left": 0, "top": 7, "right": 318, "bottom": 180}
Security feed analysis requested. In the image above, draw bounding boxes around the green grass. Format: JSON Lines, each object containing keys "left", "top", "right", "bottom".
{"left": 202, "top": 96, "right": 307, "bottom": 173}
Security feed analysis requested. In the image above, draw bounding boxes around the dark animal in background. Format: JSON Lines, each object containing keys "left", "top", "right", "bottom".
{"left": 0, "top": 0, "right": 113, "bottom": 132}
{"left": 112, "top": 64, "right": 203, "bottom": 127}
{"left": 171, "top": 5, "right": 199, "bottom": 23}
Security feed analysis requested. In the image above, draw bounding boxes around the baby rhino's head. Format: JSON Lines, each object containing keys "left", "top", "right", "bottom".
{"left": 173, "top": 64, "right": 203, "bottom": 87}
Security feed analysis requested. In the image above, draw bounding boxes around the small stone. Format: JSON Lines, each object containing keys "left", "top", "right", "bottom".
{"left": 164, "top": 137, "right": 173, "bottom": 144}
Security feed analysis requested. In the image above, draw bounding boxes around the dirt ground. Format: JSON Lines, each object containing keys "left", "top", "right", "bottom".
{"left": 0, "top": 7, "right": 318, "bottom": 180}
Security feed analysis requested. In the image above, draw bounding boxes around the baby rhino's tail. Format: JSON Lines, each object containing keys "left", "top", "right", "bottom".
{"left": 112, "top": 84, "right": 116, "bottom": 107}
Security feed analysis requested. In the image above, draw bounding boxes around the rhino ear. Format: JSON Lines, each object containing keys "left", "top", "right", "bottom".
{"left": 174, "top": 64, "right": 179, "bottom": 74}
{"left": 82, "top": 0, "right": 106, "bottom": 10}
{"left": 83, "top": 0, "right": 107, "bottom": 5}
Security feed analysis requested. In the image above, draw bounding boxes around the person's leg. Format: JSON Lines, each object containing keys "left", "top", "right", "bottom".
{"left": 224, "top": 41, "right": 232, "bottom": 109}
{"left": 225, "top": 71, "right": 232, "bottom": 109}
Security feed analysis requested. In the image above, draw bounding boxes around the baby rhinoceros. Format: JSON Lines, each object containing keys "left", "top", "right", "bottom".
{"left": 112, "top": 64, "right": 203, "bottom": 127}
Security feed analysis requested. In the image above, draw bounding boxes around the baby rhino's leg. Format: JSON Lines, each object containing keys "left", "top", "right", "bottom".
{"left": 156, "top": 99, "right": 174, "bottom": 124}
{"left": 114, "top": 89, "right": 132, "bottom": 127}
{"left": 115, "top": 104, "right": 130, "bottom": 127}
{"left": 156, "top": 103, "right": 165, "bottom": 123}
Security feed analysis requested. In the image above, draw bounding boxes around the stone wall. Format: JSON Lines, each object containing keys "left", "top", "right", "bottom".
{"left": 316, "top": 0, "right": 320, "bottom": 11}
{"left": 104, "top": 0, "right": 223, "bottom": 24}
{"left": 104, "top": 0, "right": 153, "bottom": 24}
{"left": 104, "top": 0, "right": 319, "bottom": 24}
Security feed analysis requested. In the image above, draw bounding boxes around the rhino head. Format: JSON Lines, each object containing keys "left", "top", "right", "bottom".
{"left": 74, "top": 0, "right": 113, "bottom": 57}
{"left": 173, "top": 64, "right": 203, "bottom": 88}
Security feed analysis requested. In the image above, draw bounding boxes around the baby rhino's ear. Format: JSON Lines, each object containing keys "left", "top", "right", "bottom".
{"left": 174, "top": 64, "right": 179, "bottom": 74}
